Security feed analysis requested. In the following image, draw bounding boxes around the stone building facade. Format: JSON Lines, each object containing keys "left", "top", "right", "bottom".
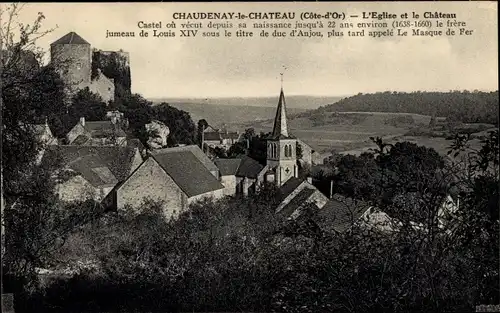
{"left": 41, "top": 145, "right": 143, "bottom": 203}
{"left": 214, "top": 156, "right": 268, "bottom": 197}
{"left": 65, "top": 117, "right": 127, "bottom": 146}
{"left": 50, "top": 32, "right": 123, "bottom": 104}
{"left": 105, "top": 146, "right": 225, "bottom": 220}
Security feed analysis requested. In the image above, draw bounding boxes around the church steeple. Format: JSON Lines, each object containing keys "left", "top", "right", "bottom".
{"left": 271, "top": 73, "right": 289, "bottom": 138}
{"left": 266, "top": 71, "right": 298, "bottom": 187}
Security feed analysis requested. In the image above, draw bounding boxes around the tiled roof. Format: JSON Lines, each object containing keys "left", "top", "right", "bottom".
{"left": 203, "top": 132, "right": 222, "bottom": 141}
{"left": 271, "top": 88, "right": 290, "bottom": 138}
{"left": 151, "top": 145, "right": 219, "bottom": 174}
{"left": 30, "top": 123, "right": 54, "bottom": 141}
{"left": 127, "top": 138, "right": 145, "bottom": 151}
{"left": 236, "top": 156, "right": 265, "bottom": 179}
{"left": 84, "top": 121, "right": 127, "bottom": 138}
{"left": 72, "top": 134, "right": 90, "bottom": 145}
{"left": 279, "top": 188, "right": 317, "bottom": 218}
{"left": 214, "top": 158, "right": 242, "bottom": 176}
{"left": 297, "top": 138, "right": 312, "bottom": 151}
{"left": 64, "top": 155, "right": 117, "bottom": 187}
{"left": 315, "top": 195, "right": 371, "bottom": 233}
{"left": 42, "top": 145, "right": 139, "bottom": 182}
{"left": 51, "top": 32, "right": 90, "bottom": 45}
{"left": 152, "top": 151, "right": 224, "bottom": 198}
{"left": 279, "top": 177, "right": 305, "bottom": 200}
{"left": 214, "top": 156, "right": 264, "bottom": 178}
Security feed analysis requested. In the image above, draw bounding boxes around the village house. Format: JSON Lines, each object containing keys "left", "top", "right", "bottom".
{"left": 31, "top": 120, "right": 59, "bottom": 146}
{"left": 276, "top": 188, "right": 397, "bottom": 234}
{"left": 314, "top": 195, "right": 396, "bottom": 233}
{"left": 275, "top": 177, "right": 330, "bottom": 219}
{"left": 65, "top": 117, "right": 127, "bottom": 146}
{"left": 40, "top": 145, "right": 143, "bottom": 203}
{"left": 151, "top": 145, "right": 220, "bottom": 179}
{"left": 203, "top": 126, "right": 242, "bottom": 150}
{"left": 214, "top": 156, "right": 269, "bottom": 197}
{"left": 29, "top": 120, "right": 59, "bottom": 164}
{"left": 104, "top": 145, "right": 224, "bottom": 220}
{"left": 296, "top": 138, "right": 322, "bottom": 167}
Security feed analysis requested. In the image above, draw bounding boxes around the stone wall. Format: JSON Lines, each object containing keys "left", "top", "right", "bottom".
{"left": 117, "top": 158, "right": 187, "bottom": 219}
{"left": 297, "top": 139, "right": 313, "bottom": 166}
{"left": 56, "top": 175, "right": 97, "bottom": 202}
{"left": 92, "top": 49, "right": 132, "bottom": 98}
{"left": 220, "top": 175, "right": 237, "bottom": 196}
{"left": 187, "top": 188, "right": 224, "bottom": 205}
{"left": 66, "top": 122, "right": 85, "bottom": 144}
{"left": 308, "top": 189, "right": 329, "bottom": 209}
{"left": 129, "top": 149, "right": 144, "bottom": 175}
{"left": 89, "top": 70, "right": 115, "bottom": 103}
{"left": 51, "top": 44, "right": 92, "bottom": 94}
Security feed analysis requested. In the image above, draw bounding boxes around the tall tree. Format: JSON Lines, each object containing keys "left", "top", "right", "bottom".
{"left": 197, "top": 119, "right": 209, "bottom": 148}
{"left": 69, "top": 87, "right": 107, "bottom": 121}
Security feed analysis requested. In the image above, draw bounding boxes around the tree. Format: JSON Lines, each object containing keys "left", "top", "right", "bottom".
{"left": 1, "top": 4, "right": 59, "bottom": 202}
{"left": 227, "top": 142, "right": 247, "bottom": 158}
{"left": 154, "top": 102, "right": 196, "bottom": 146}
{"left": 243, "top": 128, "right": 256, "bottom": 141}
{"left": 334, "top": 152, "right": 380, "bottom": 201}
{"left": 69, "top": 87, "right": 107, "bottom": 122}
{"left": 1, "top": 4, "right": 106, "bottom": 298}
{"left": 115, "top": 93, "right": 154, "bottom": 145}
{"left": 197, "top": 119, "right": 209, "bottom": 148}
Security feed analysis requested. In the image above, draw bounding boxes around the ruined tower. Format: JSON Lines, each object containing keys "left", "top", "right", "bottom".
{"left": 50, "top": 32, "right": 92, "bottom": 99}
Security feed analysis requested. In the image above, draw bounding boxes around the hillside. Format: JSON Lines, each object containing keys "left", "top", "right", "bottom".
{"left": 311, "top": 90, "right": 499, "bottom": 125}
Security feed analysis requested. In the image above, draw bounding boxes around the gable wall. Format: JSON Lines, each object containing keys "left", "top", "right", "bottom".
{"left": 117, "top": 158, "right": 187, "bottom": 219}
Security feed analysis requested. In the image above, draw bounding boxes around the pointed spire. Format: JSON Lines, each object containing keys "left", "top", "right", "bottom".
{"left": 271, "top": 85, "right": 289, "bottom": 138}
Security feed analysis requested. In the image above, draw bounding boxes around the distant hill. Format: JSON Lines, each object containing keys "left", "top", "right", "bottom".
{"left": 153, "top": 101, "right": 307, "bottom": 128}
{"left": 151, "top": 95, "right": 345, "bottom": 110}
{"left": 308, "top": 90, "right": 499, "bottom": 125}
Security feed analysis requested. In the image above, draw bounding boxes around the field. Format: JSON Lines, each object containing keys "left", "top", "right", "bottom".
{"left": 235, "top": 111, "right": 493, "bottom": 160}
{"left": 152, "top": 95, "right": 344, "bottom": 128}
{"left": 155, "top": 95, "right": 494, "bottom": 161}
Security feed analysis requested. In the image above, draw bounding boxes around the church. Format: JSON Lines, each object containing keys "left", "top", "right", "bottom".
{"left": 265, "top": 79, "right": 299, "bottom": 187}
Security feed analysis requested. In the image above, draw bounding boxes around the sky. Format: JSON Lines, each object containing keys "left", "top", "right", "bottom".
{"left": 9, "top": 2, "right": 499, "bottom": 98}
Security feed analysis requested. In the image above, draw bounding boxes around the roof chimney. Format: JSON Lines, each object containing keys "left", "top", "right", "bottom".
{"left": 80, "top": 117, "right": 85, "bottom": 127}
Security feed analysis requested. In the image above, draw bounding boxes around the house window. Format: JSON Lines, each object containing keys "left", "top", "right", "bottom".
{"left": 76, "top": 62, "right": 82, "bottom": 70}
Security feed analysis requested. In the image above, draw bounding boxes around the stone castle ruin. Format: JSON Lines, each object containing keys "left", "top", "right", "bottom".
{"left": 50, "top": 32, "right": 131, "bottom": 104}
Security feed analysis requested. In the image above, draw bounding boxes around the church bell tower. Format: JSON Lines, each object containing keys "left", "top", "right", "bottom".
{"left": 266, "top": 73, "right": 298, "bottom": 187}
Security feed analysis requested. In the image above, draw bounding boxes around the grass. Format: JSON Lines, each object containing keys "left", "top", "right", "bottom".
{"left": 232, "top": 111, "right": 492, "bottom": 160}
